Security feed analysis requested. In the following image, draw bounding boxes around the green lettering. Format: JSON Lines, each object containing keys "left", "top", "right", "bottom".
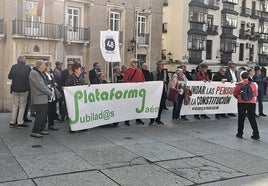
{"left": 136, "top": 89, "right": 146, "bottom": 113}
{"left": 70, "top": 90, "right": 83, "bottom": 124}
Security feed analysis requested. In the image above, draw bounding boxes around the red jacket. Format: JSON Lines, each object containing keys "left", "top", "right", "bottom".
{"left": 233, "top": 79, "right": 258, "bottom": 103}
{"left": 196, "top": 71, "right": 210, "bottom": 81}
{"left": 123, "top": 67, "right": 145, "bottom": 82}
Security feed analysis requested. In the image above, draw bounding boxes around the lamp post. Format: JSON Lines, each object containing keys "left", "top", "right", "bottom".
{"left": 127, "top": 37, "right": 136, "bottom": 54}
{"left": 167, "top": 52, "right": 172, "bottom": 62}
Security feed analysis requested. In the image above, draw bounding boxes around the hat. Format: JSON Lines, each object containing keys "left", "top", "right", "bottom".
{"left": 199, "top": 63, "right": 208, "bottom": 68}
{"left": 35, "top": 60, "right": 46, "bottom": 68}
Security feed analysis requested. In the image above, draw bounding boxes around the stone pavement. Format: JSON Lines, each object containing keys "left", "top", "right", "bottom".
{"left": 0, "top": 103, "right": 268, "bottom": 186}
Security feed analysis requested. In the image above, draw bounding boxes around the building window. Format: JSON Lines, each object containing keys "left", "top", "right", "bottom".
{"left": 138, "top": 15, "right": 146, "bottom": 34}
{"left": 109, "top": 12, "right": 120, "bottom": 31}
{"left": 25, "top": 1, "right": 41, "bottom": 35}
{"left": 259, "top": 21, "right": 268, "bottom": 34}
{"left": 206, "top": 40, "right": 212, "bottom": 60}
{"left": 222, "top": 14, "right": 237, "bottom": 28}
{"left": 188, "top": 35, "right": 206, "bottom": 50}
{"left": 68, "top": 7, "right": 80, "bottom": 32}
{"left": 137, "top": 15, "right": 149, "bottom": 45}
{"left": 189, "top": 6, "right": 207, "bottom": 23}
{"left": 220, "top": 38, "right": 236, "bottom": 52}
{"left": 223, "top": 0, "right": 238, "bottom": 4}
{"left": 137, "top": 54, "right": 146, "bottom": 66}
{"left": 239, "top": 43, "right": 244, "bottom": 61}
{"left": 259, "top": 43, "right": 268, "bottom": 55}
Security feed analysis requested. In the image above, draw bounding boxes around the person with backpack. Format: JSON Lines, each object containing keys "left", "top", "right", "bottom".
{"left": 233, "top": 71, "right": 260, "bottom": 140}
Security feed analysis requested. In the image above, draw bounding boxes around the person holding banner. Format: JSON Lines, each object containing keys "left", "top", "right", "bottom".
{"left": 66, "top": 62, "right": 87, "bottom": 86}
{"left": 212, "top": 67, "right": 229, "bottom": 119}
{"left": 150, "top": 60, "right": 167, "bottom": 125}
{"left": 226, "top": 61, "right": 238, "bottom": 117}
{"left": 171, "top": 68, "right": 185, "bottom": 124}
{"left": 92, "top": 72, "right": 107, "bottom": 84}
{"left": 123, "top": 58, "right": 145, "bottom": 125}
{"left": 233, "top": 71, "right": 260, "bottom": 140}
{"left": 194, "top": 63, "right": 210, "bottom": 120}
{"left": 113, "top": 66, "right": 124, "bottom": 83}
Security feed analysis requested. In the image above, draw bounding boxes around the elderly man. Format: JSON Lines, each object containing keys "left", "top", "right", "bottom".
{"left": 226, "top": 60, "right": 239, "bottom": 117}
{"left": 212, "top": 67, "right": 229, "bottom": 119}
{"left": 29, "top": 60, "right": 52, "bottom": 138}
{"left": 88, "top": 62, "right": 101, "bottom": 83}
{"left": 150, "top": 60, "right": 168, "bottom": 125}
{"left": 8, "top": 55, "right": 31, "bottom": 128}
{"left": 123, "top": 58, "right": 145, "bottom": 125}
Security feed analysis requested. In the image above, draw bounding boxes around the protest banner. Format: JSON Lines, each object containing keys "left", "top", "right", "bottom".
{"left": 64, "top": 81, "right": 163, "bottom": 131}
{"left": 180, "top": 81, "right": 237, "bottom": 115}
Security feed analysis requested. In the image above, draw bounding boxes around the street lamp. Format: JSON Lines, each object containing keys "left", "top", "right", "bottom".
{"left": 127, "top": 37, "right": 136, "bottom": 52}
{"left": 167, "top": 52, "right": 172, "bottom": 62}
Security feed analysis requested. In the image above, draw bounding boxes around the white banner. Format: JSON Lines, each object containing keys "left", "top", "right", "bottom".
{"left": 64, "top": 82, "right": 163, "bottom": 131}
{"left": 100, "top": 30, "right": 121, "bottom": 62}
{"left": 180, "top": 81, "right": 237, "bottom": 115}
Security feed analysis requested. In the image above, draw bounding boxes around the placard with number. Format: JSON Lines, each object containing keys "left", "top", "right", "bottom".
{"left": 100, "top": 30, "right": 121, "bottom": 62}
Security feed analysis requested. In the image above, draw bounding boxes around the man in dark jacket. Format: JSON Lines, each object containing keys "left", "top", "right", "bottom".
{"left": 226, "top": 60, "right": 238, "bottom": 117}
{"left": 253, "top": 66, "right": 267, "bottom": 117}
{"left": 88, "top": 62, "right": 101, "bottom": 83}
{"left": 8, "top": 55, "right": 31, "bottom": 128}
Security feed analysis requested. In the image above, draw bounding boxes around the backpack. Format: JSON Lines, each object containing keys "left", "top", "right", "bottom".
{"left": 239, "top": 82, "right": 254, "bottom": 101}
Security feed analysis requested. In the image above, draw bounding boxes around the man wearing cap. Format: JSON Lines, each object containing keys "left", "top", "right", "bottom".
{"left": 226, "top": 61, "right": 238, "bottom": 117}
{"left": 8, "top": 55, "right": 32, "bottom": 128}
{"left": 253, "top": 66, "right": 267, "bottom": 117}
{"left": 123, "top": 58, "right": 145, "bottom": 125}
{"left": 29, "top": 60, "right": 52, "bottom": 138}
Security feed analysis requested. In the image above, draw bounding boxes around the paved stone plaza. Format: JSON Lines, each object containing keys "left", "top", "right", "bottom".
{"left": 0, "top": 103, "right": 268, "bottom": 186}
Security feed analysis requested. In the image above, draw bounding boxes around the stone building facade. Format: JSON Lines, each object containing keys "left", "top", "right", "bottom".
{"left": 0, "top": 0, "right": 163, "bottom": 111}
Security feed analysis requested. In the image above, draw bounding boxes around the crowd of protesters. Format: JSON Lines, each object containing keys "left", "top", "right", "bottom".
{"left": 8, "top": 55, "right": 267, "bottom": 140}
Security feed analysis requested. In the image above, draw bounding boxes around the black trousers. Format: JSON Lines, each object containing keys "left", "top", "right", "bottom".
{"left": 237, "top": 103, "right": 259, "bottom": 136}
{"left": 48, "top": 101, "right": 56, "bottom": 127}
{"left": 32, "top": 104, "right": 48, "bottom": 133}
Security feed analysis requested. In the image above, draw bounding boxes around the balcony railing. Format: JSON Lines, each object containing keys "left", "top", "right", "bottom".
{"left": 239, "top": 29, "right": 250, "bottom": 39}
{"left": 207, "top": 25, "right": 218, "bottom": 35}
{"left": 12, "top": 19, "right": 62, "bottom": 40}
{"left": 63, "top": 26, "right": 90, "bottom": 43}
{"left": 249, "top": 32, "right": 260, "bottom": 41}
{"left": 259, "top": 33, "right": 268, "bottom": 43}
{"left": 240, "top": 7, "right": 251, "bottom": 17}
{"left": 137, "top": 33, "right": 149, "bottom": 45}
{"left": 0, "top": 19, "right": 4, "bottom": 39}
{"left": 251, "top": 9, "right": 261, "bottom": 19}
